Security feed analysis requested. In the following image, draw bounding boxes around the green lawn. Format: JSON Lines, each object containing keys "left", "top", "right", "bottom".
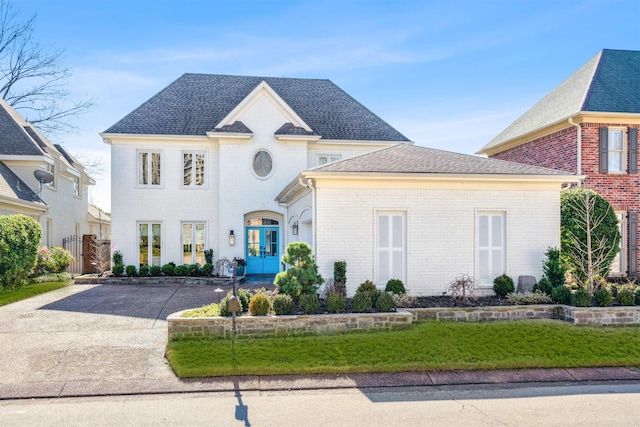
{"left": 166, "top": 320, "right": 640, "bottom": 378}
{"left": 0, "top": 281, "right": 71, "bottom": 307}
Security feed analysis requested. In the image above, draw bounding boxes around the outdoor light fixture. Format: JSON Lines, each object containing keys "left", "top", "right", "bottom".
{"left": 214, "top": 287, "right": 224, "bottom": 304}
{"left": 292, "top": 221, "right": 299, "bottom": 235}
{"left": 229, "top": 230, "right": 235, "bottom": 246}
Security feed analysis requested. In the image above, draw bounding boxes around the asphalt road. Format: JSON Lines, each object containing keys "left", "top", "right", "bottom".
{"left": 1, "top": 382, "right": 640, "bottom": 426}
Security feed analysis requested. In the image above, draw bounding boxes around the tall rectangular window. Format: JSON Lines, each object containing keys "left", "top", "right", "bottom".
{"left": 139, "top": 222, "right": 161, "bottom": 266}
{"left": 183, "top": 152, "right": 205, "bottom": 187}
{"left": 608, "top": 129, "right": 624, "bottom": 172}
{"left": 182, "top": 222, "right": 205, "bottom": 265}
{"left": 73, "top": 176, "right": 80, "bottom": 197}
{"left": 138, "top": 151, "right": 161, "bottom": 186}
{"left": 610, "top": 212, "right": 627, "bottom": 274}
{"left": 477, "top": 212, "right": 506, "bottom": 284}
{"left": 377, "top": 212, "right": 406, "bottom": 285}
{"left": 46, "top": 163, "right": 55, "bottom": 187}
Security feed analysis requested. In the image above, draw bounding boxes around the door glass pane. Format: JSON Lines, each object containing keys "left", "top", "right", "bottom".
{"left": 379, "top": 216, "right": 389, "bottom": 248}
{"left": 183, "top": 223, "right": 192, "bottom": 264}
{"left": 248, "top": 229, "right": 260, "bottom": 257}
{"left": 139, "top": 152, "right": 148, "bottom": 185}
{"left": 183, "top": 153, "right": 192, "bottom": 186}
{"left": 392, "top": 250, "right": 403, "bottom": 279}
{"left": 139, "top": 224, "right": 148, "bottom": 265}
{"left": 479, "top": 215, "right": 488, "bottom": 247}
{"left": 379, "top": 250, "right": 389, "bottom": 283}
{"left": 195, "top": 223, "right": 205, "bottom": 265}
{"left": 479, "top": 249, "right": 489, "bottom": 282}
{"left": 392, "top": 215, "right": 403, "bottom": 248}
{"left": 491, "top": 215, "right": 502, "bottom": 247}
{"left": 492, "top": 249, "right": 502, "bottom": 278}
{"left": 152, "top": 224, "right": 161, "bottom": 266}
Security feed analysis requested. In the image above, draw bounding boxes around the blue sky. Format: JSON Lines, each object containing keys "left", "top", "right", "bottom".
{"left": 17, "top": 0, "right": 640, "bottom": 211}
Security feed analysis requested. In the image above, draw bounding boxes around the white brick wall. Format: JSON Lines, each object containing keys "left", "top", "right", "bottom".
{"left": 311, "top": 179, "right": 561, "bottom": 296}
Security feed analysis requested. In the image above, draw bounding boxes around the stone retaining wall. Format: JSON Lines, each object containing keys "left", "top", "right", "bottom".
{"left": 75, "top": 276, "right": 234, "bottom": 286}
{"left": 558, "top": 305, "right": 640, "bottom": 326}
{"left": 405, "top": 306, "right": 559, "bottom": 322}
{"left": 167, "top": 310, "right": 413, "bottom": 340}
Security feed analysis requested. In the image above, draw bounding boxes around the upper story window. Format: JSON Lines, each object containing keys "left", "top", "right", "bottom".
{"left": 138, "top": 150, "right": 162, "bottom": 186}
{"left": 317, "top": 154, "right": 342, "bottom": 166}
{"left": 46, "top": 162, "right": 56, "bottom": 188}
{"left": 599, "top": 127, "right": 638, "bottom": 174}
{"left": 252, "top": 149, "right": 273, "bottom": 179}
{"left": 183, "top": 152, "right": 205, "bottom": 187}
{"left": 608, "top": 129, "right": 624, "bottom": 172}
{"left": 73, "top": 176, "right": 80, "bottom": 197}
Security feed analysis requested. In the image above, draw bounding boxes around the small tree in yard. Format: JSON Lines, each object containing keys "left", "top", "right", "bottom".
{"left": 561, "top": 188, "right": 620, "bottom": 295}
{"left": 274, "top": 242, "right": 323, "bottom": 299}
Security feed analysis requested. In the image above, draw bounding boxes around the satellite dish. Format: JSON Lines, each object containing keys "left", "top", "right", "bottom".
{"left": 34, "top": 169, "right": 54, "bottom": 184}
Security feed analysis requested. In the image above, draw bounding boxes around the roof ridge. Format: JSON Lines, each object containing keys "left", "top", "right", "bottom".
{"left": 580, "top": 49, "right": 605, "bottom": 110}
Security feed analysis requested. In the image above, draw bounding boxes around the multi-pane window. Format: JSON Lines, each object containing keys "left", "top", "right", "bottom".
{"left": 377, "top": 212, "right": 406, "bottom": 285}
{"left": 608, "top": 129, "right": 624, "bottom": 172}
{"left": 46, "top": 163, "right": 55, "bottom": 187}
{"left": 138, "top": 151, "right": 161, "bottom": 186}
{"left": 317, "top": 154, "right": 342, "bottom": 166}
{"left": 73, "top": 176, "right": 80, "bottom": 197}
{"left": 477, "top": 212, "right": 506, "bottom": 284}
{"left": 139, "top": 222, "right": 161, "bottom": 266}
{"left": 182, "top": 222, "right": 205, "bottom": 265}
{"left": 183, "top": 152, "right": 205, "bottom": 187}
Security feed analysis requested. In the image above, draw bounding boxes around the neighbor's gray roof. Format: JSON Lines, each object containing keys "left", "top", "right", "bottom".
{"left": 479, "top": 49, "right": 640, "bottom": 154}
{"left": 0, "top": 105, "right": 43, "bottom": 156}
{"left": 0, "top": 161, "right": 44, "bottom": 205}
{"left": 104, "top": 73, "right": 410, "bottom": 142}
{"left": 312, "top": 144, "right": 569, "bottom": 175}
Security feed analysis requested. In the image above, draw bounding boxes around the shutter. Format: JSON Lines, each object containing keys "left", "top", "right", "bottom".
{"left": 599, "top": 127, "right": 608, "bottom": 173}
{"left": 629, "top": 128, "right": 638, "bottom": 174}
{"left": 629, "top": 212, "right": 638, "bottom": 277}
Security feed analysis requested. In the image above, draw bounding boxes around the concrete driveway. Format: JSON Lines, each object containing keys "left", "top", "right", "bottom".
{"left": 0, "top": 283, "right": 232, "bottom": 398}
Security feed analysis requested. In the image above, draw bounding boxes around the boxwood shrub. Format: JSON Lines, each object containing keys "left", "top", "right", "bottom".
{"left": 326, "top": 292, "right": 346, "bottom": 313}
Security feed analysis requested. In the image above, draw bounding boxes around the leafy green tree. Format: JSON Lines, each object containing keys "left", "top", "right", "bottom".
{"left": 561, "top": 188, "right": 620, "bottom": 295}
{"left": 274, "top": 242, "right": 323, "bottom": 299}
{"left": 0, "top": 214, "right": 42, "bottom": 288}
{"left": 542, "top": 247, "right": 565, "bottom": 287}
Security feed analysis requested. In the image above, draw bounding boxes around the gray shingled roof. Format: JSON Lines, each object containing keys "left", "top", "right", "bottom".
{"left": 479, "top": 49, "right": 640, "bottom": 154}
{"left": 0, "top": 106, "right": 43, "bottom": 156}
{"left": 212, "top": 121, "right": 252, "bottom": 134}
{"left": 0, "top": 162, "right": 44, "bottom": 205}
{"left": 275, "top": 123, "right": 317, "bottom": 136}
{"left": 313, "top": 144, "right": 569, "bottom": 175}
{"left": 104, "top": 73, "right": 410, "bottom": 142}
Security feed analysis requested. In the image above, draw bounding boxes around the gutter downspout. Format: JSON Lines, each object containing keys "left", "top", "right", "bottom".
{"left": 299, "top": 176, "right": 317, "bottom": 258}
{"left": 568, "top": 117, "right": 582, "bottom": 185}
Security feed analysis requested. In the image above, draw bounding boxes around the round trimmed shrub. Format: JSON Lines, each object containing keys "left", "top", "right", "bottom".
{"left": 299, "top": 293, "right": 320, "bottom": 314}
{"left": 385, "top": 279, "right": 406, "bottom": 294}
{"left": 551, "top": 286, "right": 572, "bottom": 305}
{"left": 202, "top": 263, "right": 214, "bottom": 276}
{"left": 237, "top": 288, "right": 252, "bottom": 311}
{"left": 272, "top": 294, "right": 294, "bottom": 315}
{"left": 249, "top": 293, "right": 270, "bottom": 316}
{"left": 188, "top": 263, "right": 201, "bottom": 277}
{"left": 594, "top": 288, "right": 613, "bottom": 307}
{"left": 173, "top": 265, "right": 188, "bottom": 276}
{"left": 351, "top": 291, "right": 373, "bottom": 313}
{"left": 617, "top": 289, "right": 635, "bottom": 306}
{"left": 493, "top": 274, "right": 515, "bottom": 297}
{"left": 112, "top": 263, "right": 124, "bottom": 277}
{"left": 375, "top": 292, "right": 395, "bottom": 312}
{"left": 125, "top": 265, "right": 137, "bottom": 277}
{"left": 138, "top": 265, "right": 150, "bottom": 276}
{"left": 356, "top": 280, "right": 377, "bottom": 294}
{"left": 149, "top": 265, "right": 162, "bottom": 276}
{"left": 326, "top": 292, "right": 346, "bottom": 313}
{"left": 533, "top": 277, "right": 553, "bottom": 296}
{"left": 161, "top": 263, "right": 175, "bottom": 276}
{"left": 573, "top": 288, "right": 592, "bottom": 307}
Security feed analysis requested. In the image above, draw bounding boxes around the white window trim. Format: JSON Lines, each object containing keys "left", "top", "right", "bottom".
{"left": 181, "top": 151, "right": 208, "bottom": 189}
{"left": 73, "top": 176, "right": 81, "bottom": 199}
{"left": 181, "top": 221, "right": 207, "bottom": 265}
{"left": 136, "top": 149, "right": 164, "bottom": 188}
{"left": 251, "top": 148, "right": 276, "bottom": 180}
{"left": 475, "top": 210, "right": 507, "bottom": 286}
{"left": 316, "top": 153, "right": 342, "bottom": 166}
{"left": 375, "top": 210, "right": 407, "bottom": 287}
{"left": 607, "top": 128, "right": 627, "bottom": 174}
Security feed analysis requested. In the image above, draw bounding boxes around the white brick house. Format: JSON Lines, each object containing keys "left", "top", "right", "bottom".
{"left": 104, "top": 74, "right": 577, "bottom": 295}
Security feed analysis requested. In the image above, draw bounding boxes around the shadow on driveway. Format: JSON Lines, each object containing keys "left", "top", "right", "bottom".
{"left": 38, "top": 283, "right": 225, "bottom": 320}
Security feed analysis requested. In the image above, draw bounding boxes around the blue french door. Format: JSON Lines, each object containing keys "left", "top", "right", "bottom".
{"left": 246, "top": 227, "right": 280, "bottom": 274}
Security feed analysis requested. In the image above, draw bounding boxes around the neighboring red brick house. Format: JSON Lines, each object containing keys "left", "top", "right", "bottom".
{"left": 478, "top": 49, "right": 640, "bottom": 277}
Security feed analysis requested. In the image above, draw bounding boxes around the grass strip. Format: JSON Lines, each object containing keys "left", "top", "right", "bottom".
{"left": 166, "top": 320, "right": 640, "bottom": 378}
{"left": 0, "top": 281, "right": 71, "bottom": 307}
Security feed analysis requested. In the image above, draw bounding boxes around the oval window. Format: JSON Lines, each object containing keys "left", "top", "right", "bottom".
{"left": 252, "top": 150, "right": 273, "bottom": 178}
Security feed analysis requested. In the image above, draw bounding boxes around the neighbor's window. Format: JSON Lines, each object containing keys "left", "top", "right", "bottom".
{"left": 377, "top": 212, "right": 406, "bottom": 285}
{"left": 477, "top": 212, "right": 506, "bottom": 284}
{"left": 139, "top": 222, "right": 162, "bottom": 266}
{"left": 317, "top": 154, "right": 342, "bottom": 166}
{"left": 73, "top": 176, "right": 80, "bottom": 197}
{"left": 608, "top": 129, "right": 625, "bottom": 172}
{"left": 138, "top": 151, "right": 162, "bottom": 186}
{"left": 46, "top": 162, "right": 55, "bottom": 187}
{"left": 182, "top": 222, "right": 205, "bottom": 265}
{"left": 183, "top": 152, "right": 205, "bottom": 187}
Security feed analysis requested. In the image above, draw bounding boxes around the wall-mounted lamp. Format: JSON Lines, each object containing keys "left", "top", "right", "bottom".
{"left": 229, "top": 230, "right": 235, "bottom": 246}
{"left": 292, "top": 221, "right": 299, "bottom": 235}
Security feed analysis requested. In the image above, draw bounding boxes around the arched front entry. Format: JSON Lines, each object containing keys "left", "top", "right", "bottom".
{"left": 244, "top": 212, "right": 282, "bottom": 275}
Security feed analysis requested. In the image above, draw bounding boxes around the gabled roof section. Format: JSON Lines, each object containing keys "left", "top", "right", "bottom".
{"left": 313, "top": 144, "right": 569, "bottom": 175}
{"left": 104, "top": 73, "right": 410, "bottom": 142}
{"left": 275, "top": 123, "right": 317, "bottom": 136}
{"left": 54, "top": 144, "right": 77, "bottom": 166}
{"left": 211, "top": 121, "right": 252, "bottom": 134}
{"left": 0, "top": 161, "right": 45, "bottom": 205}
{"left": 0, "top": 101, "right": 44, "bottom": 156}
{"left": 479, "top": 49, "right": 640, "bottom": 154}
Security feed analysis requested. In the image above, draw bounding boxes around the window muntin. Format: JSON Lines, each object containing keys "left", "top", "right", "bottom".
{"left": 138, "top": 151, "right": 161, "bottom": 186}
{"left": 608, "top": 129, "right": 625, "bottom": 172}
{"left": 183, "top": 152, "right": 205, "bottom": 187}
{"left": 377, "top": 212, "right": 406, "bottom": 285}
{"left": 182, "top": 222, "right": 205, "bottom": 265}
{"left": 477, "top": 212, "right": 506, "bottom": 284}
{"left": 139, "top": 222, "right": 161, "bottom": 266}
{"left": 317, "top": 154, "right": 342, "bottom": 166}
{"left": 252, "top": 150, "right": 273, "bottom": 178}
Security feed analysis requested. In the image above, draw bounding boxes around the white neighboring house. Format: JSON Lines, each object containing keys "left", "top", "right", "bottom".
{"left": 103, "top": 73, "right": 577, "bottom": 295}
{"left": 0, "top": 99, "right": 95, "bottom": 248}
